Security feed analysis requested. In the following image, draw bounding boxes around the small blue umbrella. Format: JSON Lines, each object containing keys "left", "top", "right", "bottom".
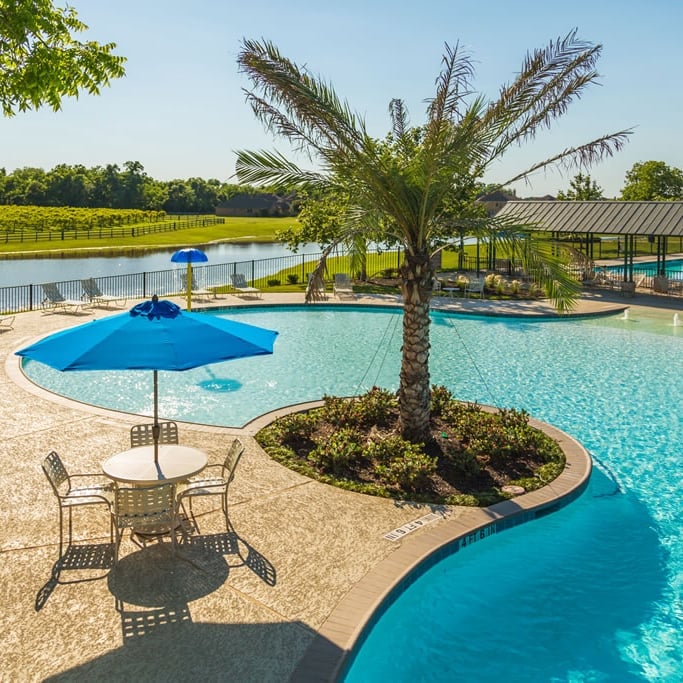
{"left": 16, "top": 296, "right": 278, "bottom": 462}
{"left": 171, "top": 248, "right": 208, "bottom": 311}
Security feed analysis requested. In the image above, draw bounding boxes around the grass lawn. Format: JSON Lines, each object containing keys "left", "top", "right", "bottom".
{"left": 0, "top": 216, "right": 298, "bottom": 255}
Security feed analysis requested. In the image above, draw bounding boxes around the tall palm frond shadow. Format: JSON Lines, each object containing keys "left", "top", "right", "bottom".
{"left": 187, "top": 531, "right": 276, "bottom": 586}
{"left": 35, "top": 541, "right": 115, "bottom": 611}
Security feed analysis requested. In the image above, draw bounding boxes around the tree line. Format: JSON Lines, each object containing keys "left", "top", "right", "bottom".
{"left": 0, "top": 161, "right": 273, "bottom": 213}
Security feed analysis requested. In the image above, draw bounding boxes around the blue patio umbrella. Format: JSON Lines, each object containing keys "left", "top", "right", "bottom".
{"left": 171, "top": 247, "right": 208, "bottom": 311}
{"left": 16, "top": 296, "right": 278, "bottom": 463}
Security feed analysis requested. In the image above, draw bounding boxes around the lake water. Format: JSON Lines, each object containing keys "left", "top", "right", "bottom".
{"left": 0, "top": 242, "right": 319, "bottom": 287}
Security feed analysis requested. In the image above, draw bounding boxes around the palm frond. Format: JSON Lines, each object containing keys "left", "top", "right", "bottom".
{"left": 238, "top": 39, "right": 366, "bottom": 159}
{"left": 499, "top": 129, "right": 632, "bottom": 187}
{"left": 234, "top": 149, "right": 327, "bottom": 189}
{"left": 481, "top": 30, "right": 605, "bottom": 160}
{"left": 426, "top": 42, "right": 474, "bottom": 124}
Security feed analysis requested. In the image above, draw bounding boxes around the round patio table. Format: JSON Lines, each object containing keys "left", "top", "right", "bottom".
{"left": 102, "top": 444, "right": 207, "bottom": 485}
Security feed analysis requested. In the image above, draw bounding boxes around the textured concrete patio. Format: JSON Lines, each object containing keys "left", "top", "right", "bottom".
{"left": 1, "top": 288, "right": 665, "bottom": 681}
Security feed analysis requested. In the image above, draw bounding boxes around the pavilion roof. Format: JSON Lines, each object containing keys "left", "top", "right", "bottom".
{"left": 495, "top": 200, "right": 683, "bottom": 237}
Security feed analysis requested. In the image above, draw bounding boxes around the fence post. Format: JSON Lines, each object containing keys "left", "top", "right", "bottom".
{"left": 143, "top": 272, "right": 147, "bottom": 297}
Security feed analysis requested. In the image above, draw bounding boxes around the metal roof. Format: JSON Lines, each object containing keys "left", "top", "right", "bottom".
{"left": 495, "top": 201, "right": 683, "bottom": 237}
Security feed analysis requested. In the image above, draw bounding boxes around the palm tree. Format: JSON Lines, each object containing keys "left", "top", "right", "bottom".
{"left": 235, "top": 32, "right": 631, "bottom": 443}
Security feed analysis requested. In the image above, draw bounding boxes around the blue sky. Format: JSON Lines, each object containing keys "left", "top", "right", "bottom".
{"left": 2, "top": 0, "right": 682, "bottom": 198}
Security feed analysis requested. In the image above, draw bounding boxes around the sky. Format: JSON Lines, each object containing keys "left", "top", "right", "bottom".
{"left": 2, "top": 0, "right": 682, "bottom": 199}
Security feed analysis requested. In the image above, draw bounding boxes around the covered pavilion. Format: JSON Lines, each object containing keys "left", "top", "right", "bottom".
{"left": 495, "top": 200, "right": 683, "bottom": 287}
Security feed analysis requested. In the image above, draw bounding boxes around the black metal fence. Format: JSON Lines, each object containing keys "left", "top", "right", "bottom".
{"left": 0, "top": 248, "right": 407, "bottom": 314}
{"left": 0, "top": 216, "right": 225, "bottom": 244}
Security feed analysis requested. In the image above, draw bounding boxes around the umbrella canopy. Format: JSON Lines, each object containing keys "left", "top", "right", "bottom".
{"left": 171, "top": 248, "right": 208, "bottom": 311}
{"left": 16, "top": 297, "right": 278, "bottom": 461}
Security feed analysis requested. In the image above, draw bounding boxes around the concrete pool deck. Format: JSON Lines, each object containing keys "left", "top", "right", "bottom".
{"left": 1, "top": 289, "right": 678, "bottom": 681}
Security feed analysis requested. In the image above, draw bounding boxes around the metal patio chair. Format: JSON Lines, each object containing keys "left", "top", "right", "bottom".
{"left": 177, "top": 438, "right": 245, "bottom": 538}
{"left": 112, "top": 483, "right": 179, "bottom": 561}
{"left": 130, "top": 421, "right": 179, "bottom": 448}
{"left": 42, "top": 450, "right": 114, "bottom": 559}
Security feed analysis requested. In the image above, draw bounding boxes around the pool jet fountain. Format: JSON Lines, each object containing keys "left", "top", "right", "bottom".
{"left": 621, "top": 308, "right": 631, "bottom": 321}
{"left": 674, "top": 313, "right": 682, "bottom": 327}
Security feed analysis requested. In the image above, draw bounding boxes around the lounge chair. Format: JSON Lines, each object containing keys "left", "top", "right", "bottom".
{"left": 230, "top": 273, "right": 261, "bottom": 299}
{"left": 333, "top": 273, "right": 354, "bottom": 299}
{"left": 184, "top": 272, "right": 215, "bottom": 300}
{"left": 41, "top": 282, "right": 89, "bottom": 314}
{"left": 81, "top": 278, "right": 127, "bottom": 308}
{"left": 0, "top": 315, "right": 14, "bottom": 331}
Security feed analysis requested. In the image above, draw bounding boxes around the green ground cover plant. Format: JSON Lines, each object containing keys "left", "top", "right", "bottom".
{"left": 255, "top": 386, "right": 565, "bottom": 506}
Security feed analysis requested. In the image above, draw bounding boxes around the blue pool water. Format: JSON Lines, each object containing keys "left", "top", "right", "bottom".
{"left": 607, "top": 258, "right": 683, "bottom": 276}
{"left": 22, "top": 305, "right": 683, "bottom": 680}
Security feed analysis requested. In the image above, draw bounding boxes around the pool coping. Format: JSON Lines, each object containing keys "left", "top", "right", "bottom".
{"left": 289, "top": 416, "right": 592, "bottom": 682}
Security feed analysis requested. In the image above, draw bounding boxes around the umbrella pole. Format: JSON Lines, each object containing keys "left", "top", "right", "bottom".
{"left": 153, "top": 370, "right": 160, "bottom": 464}
{"left": 186, "top": 263, "right": 192, "bottom": 311}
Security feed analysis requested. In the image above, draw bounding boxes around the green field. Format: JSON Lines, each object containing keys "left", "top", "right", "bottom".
{"left": 0, "top": 210, "right": 299, "bottom": 255}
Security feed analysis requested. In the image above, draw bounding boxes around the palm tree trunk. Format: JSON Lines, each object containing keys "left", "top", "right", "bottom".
{"left": 398, "top": 252, "right": 433, "bottom": 442}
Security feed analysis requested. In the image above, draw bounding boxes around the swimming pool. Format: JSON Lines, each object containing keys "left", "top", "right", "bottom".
{"left": 607, "top": 258, "right": 683, "bottom": 276}
{"left": 21, "top": 305, "right": 683, "bottom": 680}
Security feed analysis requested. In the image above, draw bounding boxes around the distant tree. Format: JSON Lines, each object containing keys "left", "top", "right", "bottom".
{"left": 557, "top": 173, "right": 603, "bottom": 200}
{"left": 0, "top": 0, "right": 126, "bottom": 116}
{"left": 477, "top": 183, "right": 518, "bottom": 198}
{"left": 620, "top": 161, "right": 683, "bottom": 200}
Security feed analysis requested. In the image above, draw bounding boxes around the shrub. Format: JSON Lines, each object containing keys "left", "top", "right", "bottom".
{"left": 286, "top": 273, "right": 299, "bottom": 284}
{"left": 355, "top": 386, "right": 396, "bottom": 426}
{"left": 430, "top": 384, "right": 453, "bottom": 417}
{"left": 319, "top": 394, "right": 359, "bottom": 427}
{"left": 267, "top": 278, "right": 281, "bottom": 287}
{"left": 441, "top": 443, "right": 481, "bottom": 478}
{"left": 375, "top": 447, "right": 437, "bottom": 492}
{"left": 308, "top": 427, "right": 364, "bottom": 474}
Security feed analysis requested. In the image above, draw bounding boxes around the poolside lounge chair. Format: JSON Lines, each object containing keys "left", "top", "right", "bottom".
{"left": 230, "top": 273, "right": 261, "bottom": 299}
{"left": 41, "top": 282, "right": 89, "bottom": 314}
{"left": 0, "top": 315, "right": 14, "bottom": 331}
{"left": 177, "top": 438, "right": 244, "bottom": 538}
{"left": 185, "top": 272, "right": 215, "bottom": 300}
{"left": 81, "top": 278, "right": 127, "bottom": 308}
{"left": 333, "top": 273, "right": 354, "bottom": 299}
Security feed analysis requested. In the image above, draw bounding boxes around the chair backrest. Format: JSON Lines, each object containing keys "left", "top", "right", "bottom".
{"left": 334, "top": 273, "right": 351, "bottom": 287}
{"left": 114, "top": 483, "right": 176, "bottom": 529}
{"left": 231, "top": 273, "right": 248, "bottom": 288}
{"left": 41, "top": 282, "right": 65, "bottom": 303}
{"left": 467, "top": 278, "right": 485, "bottom": 292}
{"left": 222, "top": 438, "right": 245, "bottom": 484}
{"left": 130, "top": 421, "right": 179, "bottom": 448}
{"left": 42, "top": 450, "right": 70, "bottom": 496}
{"left": 81, "top": 278, "right": 101, "bottom": 298}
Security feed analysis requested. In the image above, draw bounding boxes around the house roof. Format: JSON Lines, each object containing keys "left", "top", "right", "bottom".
{"left": 495, "top": 200, "right": 683, "bottom": 237}
{"left": 218, "top": 193, "right": 287, "bottom": 210}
